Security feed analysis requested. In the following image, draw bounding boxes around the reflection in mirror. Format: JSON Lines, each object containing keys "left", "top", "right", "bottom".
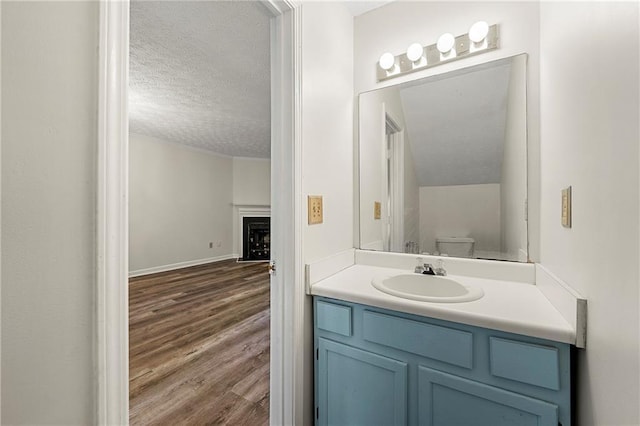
{"left": 359, "top": 54, "right": 528, "bottom": 262}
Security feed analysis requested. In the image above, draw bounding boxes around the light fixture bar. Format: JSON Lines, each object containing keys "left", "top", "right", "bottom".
{"left": 376, "top": 24, "right": 499, "bottom": 82}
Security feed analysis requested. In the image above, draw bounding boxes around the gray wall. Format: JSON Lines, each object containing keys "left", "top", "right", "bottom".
{"left": 418, "top": 184, "right": 501, "bottom": 255}
{"left": 1, "top": 2, "right": 98, "bottom": 424}
{"left": 232, "top": 157, "right": 270, "bottom": 206}
{"left": 129, "top": 135, "right": 272, "bottom": 273}
{"left": 129, "top": 133, "right": 235, "bottom": 273}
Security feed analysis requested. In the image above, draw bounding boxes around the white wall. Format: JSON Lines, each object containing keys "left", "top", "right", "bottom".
{"left": 1, "top": 2, "right": 98, "bottom": 423}
{"left": 539, "top": 3, "right": 639, "bottom": 425}
{"left": 302, "top": 3, "right": 354, "bottom": 262}
{"left": 129, "top": 133, "right": 234, "bottom": 274}
{"left": 301, "top": 3, "right": 353, "bottom": 424}
{"left": 232, "top": 157, "right": 270, "bottom": 206}
{"left": 501, "top": 55, "right": 528, "bottom": 261}
{"left": 354, "top": 1, "right": 540, "bottom": 260}
{"left": 419, "top": 184, "right": 501, "bottom": 255}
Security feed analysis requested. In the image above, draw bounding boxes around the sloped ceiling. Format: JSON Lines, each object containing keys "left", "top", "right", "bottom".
{"left": 129, "top": 1, "right": 271, "bottom": 158}
{"left": 344, "top": 1, "right": 394, "bottom": 17}
{"left": 400, "top": 62, "right": 512, "bottom": 186}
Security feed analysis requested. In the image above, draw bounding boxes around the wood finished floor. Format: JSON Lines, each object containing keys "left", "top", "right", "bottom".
{"left": 129, "top": 260, "right": 270, "bottom": 425}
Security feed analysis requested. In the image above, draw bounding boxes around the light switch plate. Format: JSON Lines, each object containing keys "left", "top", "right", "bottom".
{"left": 308, "top": 195, "right": 323, "bottom": 225}
{"left": 374, "top": 201, "right": 381, "bottom": 220}
{"left": 561, "top": 186, "right": 572, "bottom": 228}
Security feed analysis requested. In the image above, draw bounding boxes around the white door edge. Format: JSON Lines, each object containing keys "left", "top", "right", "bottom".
{"left": 97, "top": 1, "right": 130, "bottom": 424}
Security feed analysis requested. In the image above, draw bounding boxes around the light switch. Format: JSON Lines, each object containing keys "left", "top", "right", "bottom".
{"left": 561, "top": 186, "right": 571, "bottom": 228}
{"left": 374, "top": 201, "right": 381, "bottom": 220}
{"left": 308, "top": 195, "right": 323, "bottom": 225}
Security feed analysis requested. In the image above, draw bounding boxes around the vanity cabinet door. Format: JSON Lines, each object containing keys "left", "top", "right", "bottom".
{"left": 317, "top": 338, "right": 408, "bottom": 426}
{"left": 418, "top": 367, "right": 558, "bottom": 426}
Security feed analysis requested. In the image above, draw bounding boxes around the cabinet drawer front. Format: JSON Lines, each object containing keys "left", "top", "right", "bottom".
{"left": 316, "top": 301, "right": 352, "bottom": 337}
{"left": 418, "top": 367, "right": 558, "bottom": 426}
{"left": 490, "top": 337, "right": 560, "bottom": 390}
{"left": 363, "top": 311, "right": 473, "bottom": 369}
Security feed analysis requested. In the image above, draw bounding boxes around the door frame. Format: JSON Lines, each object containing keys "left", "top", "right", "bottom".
{"left": 96, "top": 1, "right": 302, "bottom": 424}
{"left": 381, "top": 106, "right": 404, "bottom": 253}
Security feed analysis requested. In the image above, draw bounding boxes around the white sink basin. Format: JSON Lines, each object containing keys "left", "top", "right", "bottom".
{"left": 371, "top": 274, "right": 484, "bottom": 303}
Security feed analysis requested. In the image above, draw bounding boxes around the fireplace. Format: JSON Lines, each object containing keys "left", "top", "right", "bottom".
{"left": 242, "top": 217, "right": 270, "bottom": 261}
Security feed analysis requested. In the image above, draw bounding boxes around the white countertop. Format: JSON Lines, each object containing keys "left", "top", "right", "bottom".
{"left": 310, "top": 264, "right": 576, "bottom": 344}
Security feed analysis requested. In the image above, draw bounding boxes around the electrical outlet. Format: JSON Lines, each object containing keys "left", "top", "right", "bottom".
{"left": 216, "top": 240, "right": 222, "bottom": 247}
{"left": 308, "top": 195, "right": 323, "bottom": 225}
{"left": 374, "top": 201, "right": 381, "bottom": 220}
{"left": 209, "top": 242, "right": 213, "bottom": 248}
{"left": 561, "top": 186, "right": 572, "bottom": 228}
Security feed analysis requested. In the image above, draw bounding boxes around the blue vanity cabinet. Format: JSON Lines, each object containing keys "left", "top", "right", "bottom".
{"left": 314, "top": 297, "right": 573, "bottom": 426}
{"left": 418, "top": 367, "right": 558, "bottom": 426}
{"left": 317, "top": 338, "right": 408, "bottom": 426}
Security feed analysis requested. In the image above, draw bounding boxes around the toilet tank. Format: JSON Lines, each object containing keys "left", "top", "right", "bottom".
{"left": 436, "top": 237, "right": 475, "bottom": 258}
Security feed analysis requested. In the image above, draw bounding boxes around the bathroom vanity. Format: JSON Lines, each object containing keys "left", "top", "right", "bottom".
{"left": 314, "top": 298, "right": 571, "bottom": 426}
{"left": 309, "top": 250, "right": 584, "bottom": 426}
{"left": 310, "top": 49, "right": 585, "bottom": 425}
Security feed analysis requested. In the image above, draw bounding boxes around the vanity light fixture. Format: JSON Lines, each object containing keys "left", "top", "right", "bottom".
{"left": 469, "top": 21, "right": 489, "bottom": 43}
{"left": 376, "top": 23, "right": 499, "bottom": 82}
{"left": 406, "top": 42, "right": 424, "bottom": 63}
{"left": 379, "top": 52, "right": 396, "bottom": 71}
{"left": 436, "top": 33, "right": 455, "bottom": 54}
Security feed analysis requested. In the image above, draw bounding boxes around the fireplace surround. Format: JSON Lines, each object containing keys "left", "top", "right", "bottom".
{"left": 236, "top": 205, "right": 271, "bottom": 262}
{"left": 242, "top": 216, "right": 270, "bottom": 261}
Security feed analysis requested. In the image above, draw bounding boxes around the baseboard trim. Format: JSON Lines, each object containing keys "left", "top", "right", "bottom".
{"left": 129, "top": 254, "right": 237, "bottom": 278}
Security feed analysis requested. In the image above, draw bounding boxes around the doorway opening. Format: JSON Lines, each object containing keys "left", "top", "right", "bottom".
{"left": 127, "top": 2, "right": 273, "bottom": 423}
{"left": 97, "top": 0, "right": 299, "bottom": 423}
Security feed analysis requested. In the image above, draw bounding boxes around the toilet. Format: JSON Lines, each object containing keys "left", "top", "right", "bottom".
{"left": 436, "top": 237, "right": 475, "bottom": 258}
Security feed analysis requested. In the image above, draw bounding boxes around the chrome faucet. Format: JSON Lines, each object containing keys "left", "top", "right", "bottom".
{"left": 422, "top": 263, "right": 436, "bottom": 275}
{"left": 414, "top": 259, "right": 447, "bottom": 276}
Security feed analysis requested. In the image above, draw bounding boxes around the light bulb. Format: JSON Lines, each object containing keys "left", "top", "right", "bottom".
{"left": 379, "top": 52, "right": 395, "bottom": 71}
{"left": 406, "top": 43, "right": 424, "bottom": 62}
{"left": 469, "top": 21, "right": 489, "bottom": 43}
{"left": 436, "top": 33, "right": 455, "bottom": 54}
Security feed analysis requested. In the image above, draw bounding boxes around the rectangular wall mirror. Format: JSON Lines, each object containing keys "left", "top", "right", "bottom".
{"left": 359, "top": 54, "right": 529, "bottom": 262}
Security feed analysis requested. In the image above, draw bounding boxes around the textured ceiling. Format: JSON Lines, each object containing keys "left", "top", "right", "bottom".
{"left": 129, "top": 1, "right": 271, "bottom": 158}
{"left": 400, "top": 61, "right": 511, "bottom": 186}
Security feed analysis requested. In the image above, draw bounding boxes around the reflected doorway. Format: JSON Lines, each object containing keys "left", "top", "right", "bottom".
{"left": 384, "top": 114, "right": 404, "bottom": 253}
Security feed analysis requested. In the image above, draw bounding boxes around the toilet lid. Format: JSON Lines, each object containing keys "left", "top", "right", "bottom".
{"left": 436, "top": 237, "right": 475, "bottom": 243}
